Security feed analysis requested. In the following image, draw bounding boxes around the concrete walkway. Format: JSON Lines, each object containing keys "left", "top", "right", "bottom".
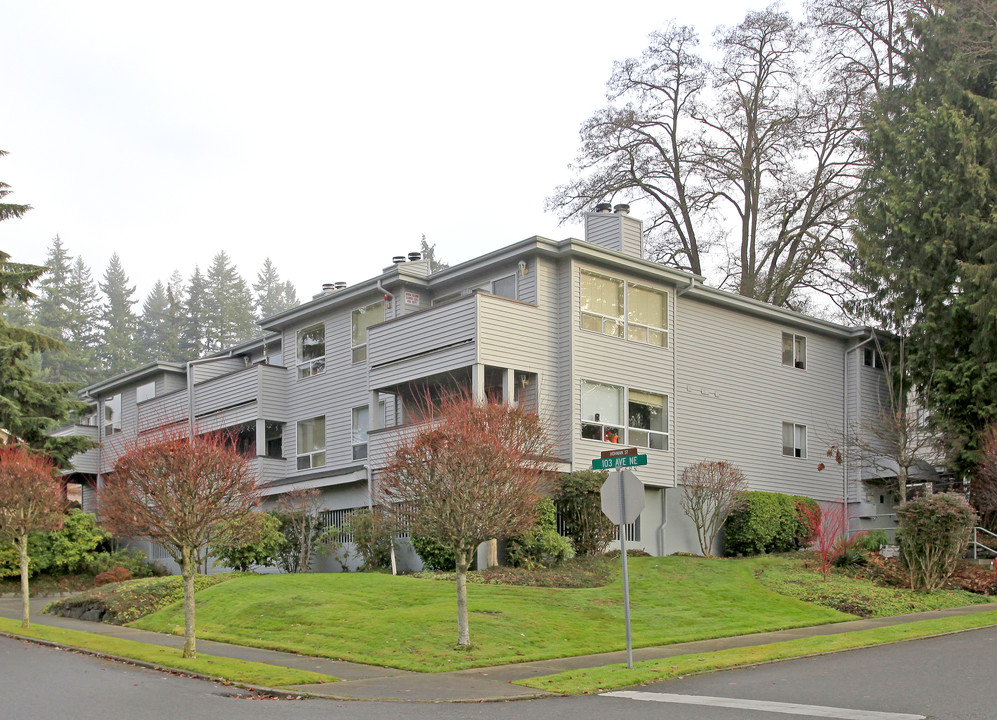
{"left": 1, "top": 595, "right": 995, "bottom": 702}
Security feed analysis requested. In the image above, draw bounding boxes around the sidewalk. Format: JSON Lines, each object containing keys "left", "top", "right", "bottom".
{"left": 1, "top": 595, "right": 995, "bottom": 702}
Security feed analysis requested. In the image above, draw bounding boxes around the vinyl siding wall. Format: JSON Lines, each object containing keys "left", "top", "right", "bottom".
{"left": 568, "top": 259, "right": 676, "bottom": 487}
{"left": 674, "top": 296, "right": 845, "bottom": 502}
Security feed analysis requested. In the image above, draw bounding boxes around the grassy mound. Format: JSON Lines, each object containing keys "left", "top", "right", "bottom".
{"left": 131, "top": 556, "right": 849, "bottom": 671}
{"left": 44, "top": 574, "right": 234, "bottom": 624}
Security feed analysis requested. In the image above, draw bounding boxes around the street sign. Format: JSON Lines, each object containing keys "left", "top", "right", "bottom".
{"left": 601, "top": 446, "right": 638, "bottom": 459}
{"left": 600, "top": 469, "right": 644, "bottom": 670}
{"left": 591, "top": 454, "right": 647, "bottom": 470}
{"left": 600, "top": 469, "right": 644, "bottom": 525}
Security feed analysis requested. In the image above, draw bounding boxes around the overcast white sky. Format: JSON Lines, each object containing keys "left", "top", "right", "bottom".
{"left": 3, "top": 0, "right": 802, "bottom": 304}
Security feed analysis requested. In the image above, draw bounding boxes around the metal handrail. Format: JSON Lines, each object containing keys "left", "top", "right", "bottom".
{"left": 971, "top": 527, "right": 997, "bottom": 560}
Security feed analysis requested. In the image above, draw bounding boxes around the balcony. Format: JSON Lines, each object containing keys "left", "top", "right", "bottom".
{"left": 138, "top": 362, "right": 287, "bottom": 433}
{"left": 367, "top": 293, "right": 544, "bottom": 391}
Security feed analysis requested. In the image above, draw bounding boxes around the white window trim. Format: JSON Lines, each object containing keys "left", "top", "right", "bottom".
{"left": 352, "top": 301, "right": 384, "bottom": 364}
{"left": 351, "top": 402, "right": 386, "bottom": 461}
{"left": 782, "top": 332, "right": 807, "bottom": 370}
{"left": 783, "top": 422, "right": 808, "bottom": 459}
{"left": 580, "top": 380, "right": 669, "bottom": 451}
{"left": 579, "top": 270, "right": 668, "bottom": 347}
{"left": 296, "top": 322, "right": 326, "bottom": 380}
{"left": 296, "top": 416, "right": 326, "bottom": 470}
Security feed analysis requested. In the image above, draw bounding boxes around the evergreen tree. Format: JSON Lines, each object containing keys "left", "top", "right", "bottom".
{"left": 0, "top": 155, "right": 90, "bottom": 464}
{"left": 34, "top": 236, "right": 74, "bottom": 381}
{"left": 853, "top": 0, "right": 997, "bottom": 475}
{"left": 62, "top": 258, "right": 102, "bottom": 385}
{"left": 136, "top": 280, "right": 183, "bottom": 363}
{"left": 253, "top": 258, "right": 299, "bottom": 321}
{"left": 97, "top": 254, "right": 139, "bottom": 377}
{"left": 204, "top": 251, "right": 256, "bottom": 351}
{"left": 181, "top": 266, "right": 208, "bottom": 358}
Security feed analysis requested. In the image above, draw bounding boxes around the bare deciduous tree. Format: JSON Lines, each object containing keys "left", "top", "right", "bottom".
{"left": 274, "top": 488, "right": 327, "bottom": 573}
{"left": 0, "top": 445, "right": 66, "bottom": 627}
{"left": 549, "top": 8, "right": 864, "bottom": 311}
{"left": 973, "top": 425, "right": 997, "bottom": 531}
{"left": 98, "top": 429, "right": 260, "bottom": 658}
{"left": 376, "top": 394, "right": 553, "bottom": 647}
{"left": 679, "top": 460, "right": 748, "bottom": 557}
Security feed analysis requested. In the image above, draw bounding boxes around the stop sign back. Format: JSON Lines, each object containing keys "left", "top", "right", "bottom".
{"left": 600, "top": 469, "right": 644, "bottom": 525}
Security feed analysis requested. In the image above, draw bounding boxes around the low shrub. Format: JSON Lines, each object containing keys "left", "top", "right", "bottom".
{"left": 90, "top": 548, "right": 164, "bottom": 579}
{"left": 343, "top": 508, "right": 393, "bottom": 571}
{"left": 506, "top": 498, "right": 574, "bottom": 569}
{"left": 209, "top": 513, "right": 284, "bottom": 572}
{"left": 555, "top": 470, "right": 615, "bottom": 556}
{"left": 896, "top": 493, "right": 976, "bottom": 592}
{"left": 855, "top": 529, "right": 891, "bottom": 551}
{"left": 724, "top": 492, "right": 819, "bottom": 556}
{"left": 95, "top": 566, "right": 132, "bottom": 586}
{"left": 411, "top": 535, "right": 457, "bottom": 571}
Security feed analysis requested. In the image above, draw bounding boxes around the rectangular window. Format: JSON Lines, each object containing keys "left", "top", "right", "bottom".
{"left": 627, "top": 283, "right": 668, "bottom": 347}
{"left": 491, "top": 274, "right": 517, "bottom": 299}
{"left": 628, "top": 389, "right": 668, "bottom": 450}
{"left": 782, "top": 422, "right": 807, "bottom": 458}
{"left": 352, "top": 301, "right": 385, "bottom": 363}
{"left": 580, "top": 270, "right": 624, "bottom": 337}
{"left": 103, "top": 394, "right": 121, "bottom": 436}
{"left": 297, "top": 323, "right": 326, "bottom": 379}
{"left": 296, "top": 416, "right": 326, "bottom": 470}
{"left": 351, "top": 404, "right": 386, "bottom": 460}
{"left": 782, "top": 332, "right": 807, "bottom": 369}
{"left": 136, "top": 381, "right": 156, "bottom": 404}
{"left": 581, "top": 380, "right": 624, "bottom": 442}
{"left": 863, "top": 347, "right": 884, "bottom": 369}
{"left": 264, "top": 421, "right": 283, "bottom": 458}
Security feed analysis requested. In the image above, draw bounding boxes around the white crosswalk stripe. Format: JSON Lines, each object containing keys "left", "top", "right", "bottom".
{"left": 602, "top": 690, "right": 926, "bottom": 720}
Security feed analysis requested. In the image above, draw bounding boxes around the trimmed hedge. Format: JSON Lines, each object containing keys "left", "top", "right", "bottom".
{"left": 724, "top": 491, "right": 819, "bottom": 556}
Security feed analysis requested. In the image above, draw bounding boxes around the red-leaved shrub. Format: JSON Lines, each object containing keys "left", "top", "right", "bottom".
{"left": 94, "top": 566, "right": 132, "bottom": 587}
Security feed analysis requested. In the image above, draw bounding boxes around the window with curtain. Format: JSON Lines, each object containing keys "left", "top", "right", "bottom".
{"left": 581, "top": 380, "right": 624, "bottom": 442}
{"left": 352, "top": 301, "right": 385, "bottom": 363}
{"left": 782, "top": 422, "right": 807, "bottom": 458}
{"left": 627, "top": 283, "right": 668, "bottom": 347}
{"left": 296, "top": 416, "right": 326, "bottom": 470}
{"left": 628, "top": 389, "right": 668, "bottom": 450}
{"left": 580, "top": 271, "right": 624, "bottom": 337}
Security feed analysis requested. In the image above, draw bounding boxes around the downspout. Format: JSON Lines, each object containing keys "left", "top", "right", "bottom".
{"left": 376, "top": 279, "right": 395, "bottom": 319}
{"left": 660, "top": 277, "right": 697, "bottom": 555}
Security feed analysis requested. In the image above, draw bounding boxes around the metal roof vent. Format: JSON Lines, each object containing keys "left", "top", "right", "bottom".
{"left": 595, "top": 202, "right": 613, "bottom": 213}
{"left": 334, "top": 281, "right": 347, "bottom": 290}
{"left": 321, "top": 283, "right": 335, "bottom": 293}
{"left": 408, "top": 252, "right": 422, "bottom": 262}
{"left": 392, "top": 255, "right": 406, "bottom": 264}
{"left": 614, "top": 203, "right": 631, "bottom": 215}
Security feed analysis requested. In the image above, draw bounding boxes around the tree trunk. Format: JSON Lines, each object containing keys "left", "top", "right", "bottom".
{"left": 455, "top": 550, "right": 471, "bottom": 647}
{"left": 181, "top": 545, "right": 197, "bottom": 658}
{"left": 17, "top": 534, "right": 30, "bottom": 629}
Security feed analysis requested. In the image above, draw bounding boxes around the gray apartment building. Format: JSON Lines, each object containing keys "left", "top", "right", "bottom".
{"left": 56, "top": 205, "right": 899, "bottom": 569}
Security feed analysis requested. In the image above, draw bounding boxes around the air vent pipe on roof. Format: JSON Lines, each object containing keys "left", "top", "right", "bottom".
{"left": 392, "top": 255, "right": 406, "bottom": 264}
{"left": 595, "top": 202, "right": 613, "bottom": 213}
{"left": 614, "top": 204, "right": 630, "bottom": 215}
{"left": 321, "top": 283, "right": 335, "bottom": 293}
{"left": 334, "top": 281, "right": 347, "bottom": 290}
{"left": 408, "top": 252, "right": 422, "bottom": 262}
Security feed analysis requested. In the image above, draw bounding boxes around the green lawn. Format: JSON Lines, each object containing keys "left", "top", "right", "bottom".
{"left": 132, "top": 556, "right": 854, "bottom": 671}
{"left": 516, "top": 609, "right": 997, "bottom": 694}
{"left": 0, "top": 617, "right": 338, "bottom": 687}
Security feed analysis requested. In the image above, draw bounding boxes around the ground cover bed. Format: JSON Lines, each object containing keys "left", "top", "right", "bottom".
{"left": 45, "top": 574, "right": 234, "bottom": 624}
{"left": 749, "top": 554, "right": 992, "bottom": 617}
{"left": 130, "top": 556, "right": 851, "bottom": 671}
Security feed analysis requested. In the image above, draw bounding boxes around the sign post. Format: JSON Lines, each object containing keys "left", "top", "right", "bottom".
{"left": 599, "top": 465, "right": 644, "bottom": 670}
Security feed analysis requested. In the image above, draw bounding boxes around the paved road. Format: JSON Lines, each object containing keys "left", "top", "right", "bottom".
{"left": 3, "top": 626, "right": 994, "bottom": 719}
